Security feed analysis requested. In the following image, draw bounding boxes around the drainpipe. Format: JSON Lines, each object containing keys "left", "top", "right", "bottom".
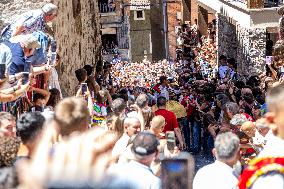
{"left": 163, "top": 0, "right": 169, "bottom": 59}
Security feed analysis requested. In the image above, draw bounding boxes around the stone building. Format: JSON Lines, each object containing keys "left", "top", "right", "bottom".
{"left": 167, "top": 0, "right": 182, "bottom": 59}
{"left": 127, "top": 0, "right": 183, "bottom": 62}
{"left": 99, "top": 0, "right": 130, "bottom": 62}
{"left": 125, "top": 0, "right": 166, "bottom": 62}
{"left": 191, "top": 0, "right": 280, "bottom": 75}
{"left": 0, "top": 0, "right": 101, "bottom": 96}
{"left": 99, "top": 0, "right": 183, "bottom": 62}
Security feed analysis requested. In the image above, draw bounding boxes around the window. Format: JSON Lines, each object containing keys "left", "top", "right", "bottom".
{"left": 136, "top": 10, "right": 143, "bottom": 18}
{"left": 134, "top": 10, "right": 145, "bottom": 20}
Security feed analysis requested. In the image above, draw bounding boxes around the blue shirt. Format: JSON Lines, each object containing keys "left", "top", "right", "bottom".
{"left": 4, "top": 41, "right": 31, "bottom": 75}
{"left": 27, "top": 31, "right": 49, "bottom": 66}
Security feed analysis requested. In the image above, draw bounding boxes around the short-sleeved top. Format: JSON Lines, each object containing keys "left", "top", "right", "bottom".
{"left": 108, "top": 160, "right": 161, "bottom": 189}
{"left": 0, "top": 43, "right": 12, "bottom": 66}
{"left": 155, "top": 108, "right": 179, "bottom": 133}
{"left": 218, "top": 65, "right": 229, "bottom": 79}
{"left": 1, "top": 10, "right": 45, "bottom": 40}
{"left": 92, "top": 103, "right": 107, "bottom": 126}
{"left": 4, "top": 41, "right": 31, "bottom": 75}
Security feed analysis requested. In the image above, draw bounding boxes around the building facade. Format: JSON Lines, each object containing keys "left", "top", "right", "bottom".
{"left": 99, "top": 0, "right": 130, "bottom": 62}
{"left": 192, "top": 0, "right": 281, "bottom": 75}
{"left": 99, "top": 0, "right": 186, "bottom": 62}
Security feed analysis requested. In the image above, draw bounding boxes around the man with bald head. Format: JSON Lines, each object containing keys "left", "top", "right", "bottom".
{"left": 112, "top": 117, "right": 141, "bottom": 157}
{"left": 150, "top": 115, "right": 166, "bottom": 138}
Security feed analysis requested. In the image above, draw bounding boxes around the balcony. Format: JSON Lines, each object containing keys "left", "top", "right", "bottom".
{"left": 99, "top": 2, "right": 116, "bottom": 13}
{"left": 231, "top": 0, "right": 283, "bottom": 9}
{"left": 197, "top": 0, "right": 280, "bottom": 28}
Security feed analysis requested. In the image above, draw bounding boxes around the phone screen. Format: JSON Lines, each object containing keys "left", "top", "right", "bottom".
{"left": 51, "top": 40, "right": 57, "bottom": 52}
{"left": 266, "top": 56, "right": 273, "bottom": 65}
{"left": 280, "top": 66, "right": 284, "bottom": 73}
{"left": 166, "top": 131, "right": 176, "bottom": 151}
{"left": 161, "top": 159, "right": 189, "bottom": 189}
{"left": 22, "top": 72, "right": 29, "bottom": 84}
{"left": 81, "top": 83, "right": 87, "bottom": 94}
{"left": 50, "top": 53, "right": 57, "bottom": 65}
{"left": 0, "top": 64, "right": 6, "bottom": 79}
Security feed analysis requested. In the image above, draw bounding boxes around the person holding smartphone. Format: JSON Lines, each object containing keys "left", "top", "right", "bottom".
{"left": 27, "top": 87, "right": 51, "bottom": 112}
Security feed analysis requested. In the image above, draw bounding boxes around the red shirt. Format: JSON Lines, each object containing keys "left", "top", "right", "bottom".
{"left": 155, "top": 109, "right": 179, "bottom": 133}
{"left": 181, "top": 96, "right": 195, "bottom": 118}
{"left": 242, "top": 113, "right": 254, "bottom": 122}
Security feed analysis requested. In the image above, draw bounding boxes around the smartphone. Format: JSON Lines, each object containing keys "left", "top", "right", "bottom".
{"left": 266, "top": 56, "right": 273, "bottom": 65}
{"left": 50, "top": 53, "right": 57, "bottom": 65}
{"left": 81, "top": 83, "right": 88, "bottom": 94}
{"left": 280, "top": 66, "right": 284, "bottom": 73}
{"left": 166, "top": 131, "right": 176, "bottom": 151}
{"left": 0, "top": 64, "right": 6, "bottom": 79}
{"left": 50, "top": 40, "right": 57, "bottom": 52}
{"left": 49, "top": 40, "right": 57, "bottom": 65}
{"left": 22, "top": 72, "right": 30, "bottom": 84}
{"left": 161, "top": 152, "right": 194, "bottom": 189}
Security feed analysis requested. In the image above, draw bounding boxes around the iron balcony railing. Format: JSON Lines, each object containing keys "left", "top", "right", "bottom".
{"left": 99, "top": 2, "right": 116, "bottom": 13}
{"left": 264, "top": 0, "right": 283, "bottom": 7}
{"left": 232, "top": 0, "right": 283, "bottom": 8}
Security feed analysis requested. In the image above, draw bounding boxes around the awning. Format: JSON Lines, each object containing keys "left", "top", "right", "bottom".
{"left": 101, "top": 28, "right": 116, "bottom": 35}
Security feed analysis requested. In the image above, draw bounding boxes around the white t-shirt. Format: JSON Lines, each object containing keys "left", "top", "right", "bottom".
{"left": 193, "top": 160, "right": 238, "bottom": 189}
{"left": 250, "top": 134, "right": 284, "bottom": 189}
{"left": 112, "top": 133, "right": 130, "bottom": 157}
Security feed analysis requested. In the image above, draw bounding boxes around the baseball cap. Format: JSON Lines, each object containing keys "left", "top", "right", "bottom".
{"left": 131, "top": 132, "right": 160, "bottom": 156}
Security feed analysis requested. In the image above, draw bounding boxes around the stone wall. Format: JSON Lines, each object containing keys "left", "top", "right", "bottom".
{"left": 190, "top": 0, "right": 198, "bottom": 24}
{"left": 129, "top": 10, "right": 152, "bottom": 62}
{"left": 217, "top": 14, "right": 237, "bottom": 60}
{"left": 217, "top": 14, "right": 266, "bottom": 76}
{"left": 248, "top": 28, "right": 266, "bottom": 75}
{"left": 198, "top": 5, "right": 209, "bottom": 36}
{"left": 150, "top": 0, "right": 166, "bottom": 61}
{"left": 167, "top": 1, "right": 182, "bottom": 60}
{"left": 53, "top": 0, "right": 101, "bottom": 96}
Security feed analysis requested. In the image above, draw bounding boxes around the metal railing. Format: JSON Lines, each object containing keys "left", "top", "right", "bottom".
{"left": 99, "top": 2, "right": 116, "bottom": 13}
{"left": 231, "top": 0, "right": 283, "bottom": 7}
{"left": 264, "top": 0, "right": 283, "bottom": 7}
{"left": 232, "top": 0, "right": 247, "bottom": 4}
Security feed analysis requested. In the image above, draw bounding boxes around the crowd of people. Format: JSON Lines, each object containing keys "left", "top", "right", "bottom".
{"left": 1, "top": 2, "right": 284, "bottom": 189}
